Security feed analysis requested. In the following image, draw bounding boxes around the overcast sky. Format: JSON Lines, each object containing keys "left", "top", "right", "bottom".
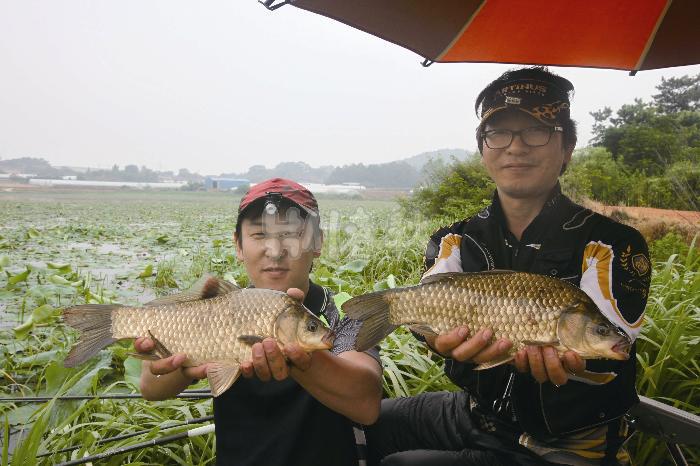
{"left": 1, "top": 1, "right": 699, "bottom": 176}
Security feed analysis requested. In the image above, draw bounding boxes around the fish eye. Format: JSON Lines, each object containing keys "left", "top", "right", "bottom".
{"left": 306, "top": 321, "right": 318, "bottom": 333}
{"left": 595, "top": 324, "right": 611, "bottom": 337}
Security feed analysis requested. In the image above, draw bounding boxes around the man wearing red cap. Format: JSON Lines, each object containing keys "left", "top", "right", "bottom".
{"left": 137, "top": 178, "right": 383, "bottom": 466}
{"left": 366, "top": 68, "right": 650, "bottom": 465}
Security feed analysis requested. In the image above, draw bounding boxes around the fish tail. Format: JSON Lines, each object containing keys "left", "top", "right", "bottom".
{"left": 343, "top": 291, "right": 397, "bottom": 351}
{"left": 63, "top": 304, "right": 121, "bottom": 367}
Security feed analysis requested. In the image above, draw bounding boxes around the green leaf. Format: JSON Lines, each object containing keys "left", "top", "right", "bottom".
{"left": 10, "top": 399, "right": 55, "bottom": 466}
{"left": 337, "top": 259, "right": 369, "bottom": 274}
{"left": 48, "top": 274, "right": 71, "bottom": 286}
{"left": 123, "top": 357, "right": 143, "bottom": 389}
{"left": 156, "top": 234, "right": 170, "bottom": 244}
{"left": 12, "top": 319, "right": 34, "bottom": 340}
{"left": 31, "top": 304, "right": 56, "bottom": 323}
{"left": 25, "top": 227, "right": 40, "bottom": 239}
{"left": 7, "top": 269, "right": 30, "bottom": 285}
{"left": 333, "top": 292, "right": 352, "bottom": 312}
{"left": 14, "top": 349, "right": 62, "bottom": 367}
{"left": 0, "top": 255, "right": 9, "bottom": 270}
{"left": 47, "top": 262, "right": 72, "bottom": 273}
{"left": 138, "top": 264, "right": 154, "bottom": 279}
{"left": 43, "top": 361, "right": 68, "bottom": 395}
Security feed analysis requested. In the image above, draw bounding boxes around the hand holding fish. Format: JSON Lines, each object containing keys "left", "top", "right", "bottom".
{"left": 239, "top": 287, "right": 315, "bottom": 382}
{"left": 426, "top": 326, "right": 512, "bottom": 364}
{"left": 240, "top": 338, "right": 313, "bottom": 381}
{"left": 426, "top": 325, "right": 585, "bottom": 386}
{"left": 514, "top": 346, "right": 585, "bottom": 386}
{"left": 135, "top": 337, "right": 210, "bottom": 380}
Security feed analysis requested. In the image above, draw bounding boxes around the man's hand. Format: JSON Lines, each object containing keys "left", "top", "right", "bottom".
{"left": 426, "top": 326, "right": 512, "bottom": 364}
{"left": 240, "top": 339, "right": 313, "bottom": 381}
{"left": 240, "top": 287, "right": 315, "bottom": 382}
{"left": 134, "top": 337, "right": 209, "bottom": 380}
{"left": 425, "top": 326, "right": 585, "bottom": 386}
{"left": 514, "top": 346, "right": 585, "bottom": 386}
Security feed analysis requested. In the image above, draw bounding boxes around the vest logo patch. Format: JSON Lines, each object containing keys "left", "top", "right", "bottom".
{"left": 632, "top": 253, "right": 651, "bottom": 277}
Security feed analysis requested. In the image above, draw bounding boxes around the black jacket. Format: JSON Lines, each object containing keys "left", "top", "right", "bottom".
{"left": 423, "top": 188, "right": 651, "bottom": 439}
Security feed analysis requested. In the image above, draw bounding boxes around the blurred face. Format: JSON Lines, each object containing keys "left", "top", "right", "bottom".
{"left": 234, "top": 208, "right": 322, "bottom": 294}
{"left": 481, "top": 111, "right": 573, "bottom": 202}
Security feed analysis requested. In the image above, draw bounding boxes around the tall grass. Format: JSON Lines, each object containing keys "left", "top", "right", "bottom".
{"left": 629, "top": 239, "right": 699, "bottom": 464}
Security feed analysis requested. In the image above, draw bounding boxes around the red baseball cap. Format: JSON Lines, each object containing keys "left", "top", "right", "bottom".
{"left": 238, "top": 178, "right": 319, "bottom": 216}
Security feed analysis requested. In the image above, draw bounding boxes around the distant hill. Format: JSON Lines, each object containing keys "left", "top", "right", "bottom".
{"left": 221, "top": 162, "right": 333, "bottom": 184}
{"left": 400, "top": 148, "right": 474, "bottom": 171}
{"left": 0, "top": 148, "right": 476, "bottom": 189}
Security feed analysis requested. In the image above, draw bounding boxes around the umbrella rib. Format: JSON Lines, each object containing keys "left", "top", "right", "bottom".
{"left": 633, "top": 0, "right": 673, "bottom": 72}
{"left": 435, "top": 0, "right": 487, "bottom": 62}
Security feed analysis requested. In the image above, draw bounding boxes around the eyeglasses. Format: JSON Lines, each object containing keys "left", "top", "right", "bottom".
{"left": 481, "top": 126, "right": 563, "bottom": 149}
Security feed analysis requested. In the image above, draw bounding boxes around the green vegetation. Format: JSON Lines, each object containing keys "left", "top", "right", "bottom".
{"left": 0, "top": 190, "right": 697, "bottom": 464}
{"left": 402, "top": 156, "right": 494, "bottom": 219}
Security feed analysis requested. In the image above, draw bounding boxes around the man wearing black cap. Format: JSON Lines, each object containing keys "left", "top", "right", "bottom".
{"left": 366, "top": 67, "right": 650, "bottom": 466}
{"left": 137, "top": 178, "right": 383, "bottom": 466}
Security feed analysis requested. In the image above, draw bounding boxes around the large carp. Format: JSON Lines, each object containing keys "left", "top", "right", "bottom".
{"left": 344, "top": 271, "right": 630, "bottom": 372}
{"left": 63, "top": 275, "right": 333, "bottom": 396}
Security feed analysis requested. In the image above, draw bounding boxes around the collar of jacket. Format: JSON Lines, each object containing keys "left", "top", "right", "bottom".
{"left": 489, "top": 183, "right": 565, "bottom": 241}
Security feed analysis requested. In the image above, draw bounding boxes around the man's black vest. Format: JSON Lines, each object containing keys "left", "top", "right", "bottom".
{"left": 440, "top": 194, "right": 640, "bottom": 439}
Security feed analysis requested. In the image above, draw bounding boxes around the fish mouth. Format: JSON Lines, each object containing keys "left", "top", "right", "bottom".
{"left": 611, "top": 341, "right": 631, "bottom": 359}
{"left": 321, "top": 330, "right": 335, "bottom": 349}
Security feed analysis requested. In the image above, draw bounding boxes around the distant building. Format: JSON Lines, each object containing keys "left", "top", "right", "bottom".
{"left": 61, "top": 175, "right": 78, "bottom": 180}
{"left": 205, "top": 177, "right": 250, "bottom": 191}
{"left": 0, "top": 173, "right": 37, "bottom": 179}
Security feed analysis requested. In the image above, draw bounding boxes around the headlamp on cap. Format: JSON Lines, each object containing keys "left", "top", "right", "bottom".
{"left": 263, "top": 192, "right": 283, "bottom": 216}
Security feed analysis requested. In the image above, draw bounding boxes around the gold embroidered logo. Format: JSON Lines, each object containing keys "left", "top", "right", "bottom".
{"left": 499, "top": 83, "right": 547, "bottom": 96}
{"left": 632, "top": 254, "right": 651, "bottom": 276}
{"left": 530, "top": 101, "right": 570, "bottom": 121}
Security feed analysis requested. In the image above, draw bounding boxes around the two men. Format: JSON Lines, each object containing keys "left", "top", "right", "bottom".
{"left": 138, "top": 67, "right": 650, "bottom": 466}
{"left": 367, "top": 67, "right": 650, "bottom": 466}
{"left": 137, "top": 178, "right": 382, "bottom": 465}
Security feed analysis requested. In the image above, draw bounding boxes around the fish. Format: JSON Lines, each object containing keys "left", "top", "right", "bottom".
{"left": 343, "top": 271, "right": 631, "bottom": 381}
{"left": 62, "top": 275, "right": 334, "bottom": 396}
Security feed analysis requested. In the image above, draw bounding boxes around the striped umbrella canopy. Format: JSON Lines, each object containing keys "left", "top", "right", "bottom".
{"left": 261, "top": 0, "right": 700, "bottom": 73}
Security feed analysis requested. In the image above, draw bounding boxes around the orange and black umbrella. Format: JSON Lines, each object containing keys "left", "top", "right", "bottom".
{"left": 260, "top": 0, "right": 700, "bottom": 73}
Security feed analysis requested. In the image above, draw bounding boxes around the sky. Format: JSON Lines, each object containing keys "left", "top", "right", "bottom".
{"left": 1, "top": 1, "right": 699, "bottom": 177}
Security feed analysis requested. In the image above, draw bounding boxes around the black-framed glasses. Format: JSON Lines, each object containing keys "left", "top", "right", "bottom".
{"left": 482, "top": 126, "right": 563, "bottom": 149}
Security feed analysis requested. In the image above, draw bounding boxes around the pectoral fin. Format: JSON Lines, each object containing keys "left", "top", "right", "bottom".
{"left": 569, "top": 370, "right": 617, "bottom": 385}
{"left": 238, "top": 335, "right": 265, "bottom": 345}
{"left": 129, "top": 330, "right": 173, "bottom": 360}
{"left": 408, "top": 324, "right": 438, "bottom": 338}
{"left": 474, "top": 354, "right": 514, "bottom": 370}
{"left": 145, "top": 274, "right": 240, "bottom": 306}
{"left": 208, "top": 362, "right": 242, "bottom": 397}
{"left": 127, "top": 352, "right": 160, "bottom": 361}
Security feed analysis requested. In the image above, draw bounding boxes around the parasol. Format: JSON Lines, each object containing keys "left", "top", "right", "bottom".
{"left": 259, "top": 0, "right": 700, "bottom": 74}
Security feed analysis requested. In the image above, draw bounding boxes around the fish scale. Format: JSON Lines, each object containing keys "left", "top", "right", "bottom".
{"left": 344, "top": 271, "right": 631, "bottom": 370}
{"left": 110, "top": 290, "right": 290, "bottom": 364}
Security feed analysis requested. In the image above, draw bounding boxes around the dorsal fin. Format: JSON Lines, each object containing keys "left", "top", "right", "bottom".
{"left": 420, "top": 270, "right": 515, "bottom": 285}
{"left": 144, "top": 274, "right": 240, "bottom": 307}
